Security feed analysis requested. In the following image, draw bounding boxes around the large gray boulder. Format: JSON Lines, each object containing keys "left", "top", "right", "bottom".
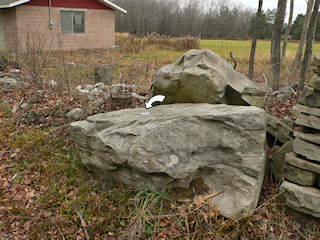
{"left": 148, "top": 49, "right": 270, "bottom": 108}
{"left": 71, "top": 104, "right": 267, "bottom": 218}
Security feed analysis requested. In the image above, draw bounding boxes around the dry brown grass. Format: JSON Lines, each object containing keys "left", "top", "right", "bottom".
{"left": 116, "top": 32, "right": 199, "bottom": 53}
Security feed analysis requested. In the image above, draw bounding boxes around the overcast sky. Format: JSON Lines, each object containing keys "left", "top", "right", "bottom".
{"left": 237, "top": 0, "right": 308, "bottom": 23}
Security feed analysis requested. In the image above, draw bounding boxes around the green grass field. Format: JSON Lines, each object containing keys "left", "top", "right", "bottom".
{"left": 200, "top": 39, "right": 320, "bottom": 60}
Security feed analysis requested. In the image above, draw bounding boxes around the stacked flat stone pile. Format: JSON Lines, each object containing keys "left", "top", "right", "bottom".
{"left": 280, "top": 55, "right": 320, "bottom": 218}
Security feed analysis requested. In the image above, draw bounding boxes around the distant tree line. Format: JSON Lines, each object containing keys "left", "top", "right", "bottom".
{"left": 291, "top": 13, "right": 320, "bottom": 40}
{"left": 114, "top": 0, "right": 255, "bottom": 39}
{"left": 114, "top": 0, "right": 320, "bottom": 42}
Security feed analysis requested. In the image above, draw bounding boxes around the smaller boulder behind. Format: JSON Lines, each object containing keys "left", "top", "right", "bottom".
{"left": 149, "top": 49, "right": 270, "bottom": 108}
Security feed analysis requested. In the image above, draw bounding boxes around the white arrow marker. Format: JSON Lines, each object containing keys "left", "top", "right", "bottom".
{"left": 145, "top": 95, "right": 165, "bottom": 109}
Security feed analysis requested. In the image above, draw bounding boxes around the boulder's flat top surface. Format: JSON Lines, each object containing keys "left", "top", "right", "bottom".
{"left": 86, "top": 103, "right": 266, "bottom": 130}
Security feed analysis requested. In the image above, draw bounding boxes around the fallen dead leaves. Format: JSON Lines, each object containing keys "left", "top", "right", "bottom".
{"left": 266, "top": 95, "right": 297, "bottom": 120}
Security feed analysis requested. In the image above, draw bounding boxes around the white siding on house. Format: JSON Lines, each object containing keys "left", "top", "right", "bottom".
{"left": 0, "top": 10, "right": 5, "bottom": 51}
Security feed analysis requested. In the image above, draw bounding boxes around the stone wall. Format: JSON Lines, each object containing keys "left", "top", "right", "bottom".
{"left": 280, "top": 55, "right": 320, "bottom": 218}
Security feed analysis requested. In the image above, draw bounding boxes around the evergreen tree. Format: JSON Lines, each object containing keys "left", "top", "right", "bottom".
{"left": 291, "top": 14, "right": 305, "bottom": 40}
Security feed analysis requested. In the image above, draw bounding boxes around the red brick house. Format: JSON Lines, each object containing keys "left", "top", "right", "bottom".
{"left": 0, "top": 0, "right": 126, "bottom": 51}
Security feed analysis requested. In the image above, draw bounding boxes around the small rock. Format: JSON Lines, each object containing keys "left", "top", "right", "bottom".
{"left": 312, "top": 66, "right": 320, "bottom": 76}
{"left": 314, "top": 54, "right": 320, "bottom": 67}
{"left": 78, "top": 89, "right": 90, "bottom": 94}
{"left": 276, "top": 83, "right": 298, "bottom": 101}
{"left": 280, "top": 181, "right": 320, "bottom": 218}
{"left": 9, "top": 69, "right": 21, "bottom": 73}
{"left": 132, "top": 93, "right": 147, "bottom": 105}
{"left": 111, "top": 84, "right": 137, "bottom": 95}
{"left": 83, "top": 85, "right": 94, "bottom": 91}
{"left": 276, "top": 93, "right": 291, "bottom": 102}
{"left": 108, "top": 45, "right": 120, "bottom": 50}
{"left": 293, "top": 138, "right": 320, "bottom": 162}
{"left": 285, "top": 152, "right": 320, "bottom": 174}
{"left": 91, "top": 98, "right": 106, "bottom": 107}
{"left": 298, "top": 84, "right": 320, "bottom": 108}
{"left": 270, "top": 141, "right": 293, "bottom": 181}
{"left": 49, "top": 80, "right": 58, "bottom": 86}
{"left": 77, "top": 83, "right": 110, "bottom": 95}
{"left": 294, "top": 131, "right": 320, "bottom": 145}
{"left": 0, "top": 77, "right": 19, "bottom": 91}
{"left": 295, "top": 112, "right": 320, "bottom": 131}
{"left": 43, "top": 79, "right": 58, "bottom": 86}
{"left": 94, "top": 65, "right": 114, "bottom": 85}
{"left": 282, "top": 116, "right": 294, "bottom": 128}
{"left": 66, "top": 108, "right": 83, "bottom": 120}
{"left": 293, "top": 104, "right": 320, "bottom": 117}
{"left": 20, "top": 102, "right": 29, "bottom": 109}
{"left": 266, "top": 114, "right": 294, "bottom": 144}
{"left": 308, "top": 75, "right": 320, "bottom": 91}
{"left": 284, "top": 163, "right": 318, "bottom": 186}
{"left": 55, "top": 99, "right": 63, "bottom": 107}
{"left": 90, "top": 88, "right": 105, "bottom": 96}
{"left": 94, "top": 82, "right": 109, "bottom": 91}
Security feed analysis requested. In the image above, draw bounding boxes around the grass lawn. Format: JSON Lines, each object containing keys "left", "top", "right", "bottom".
{"left": 201, "top": 39, "right": 320, "bottom": 60}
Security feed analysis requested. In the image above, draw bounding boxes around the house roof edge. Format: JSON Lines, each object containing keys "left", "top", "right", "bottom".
{"left": 0, "top": 0, "right": 30, "bottom": 8}
{"left": 98, "top": 0, "right": 127, "bottom": 13}
{"left": 0, "top": 0, "right": 127, "bottom": 13}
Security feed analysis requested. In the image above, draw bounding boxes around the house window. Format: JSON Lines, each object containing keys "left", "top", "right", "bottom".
{"left": 61, "top": 11, "right": 85, "bottom": 34}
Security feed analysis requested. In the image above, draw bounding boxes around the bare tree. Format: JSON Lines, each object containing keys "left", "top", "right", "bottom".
{"left": 293, "top": 0, "right": 314, "bottom": 68}
{"left": 248, "top": 0, "right": 263, "bottom": 80}
{"left": 298, "top": 0, "right": 320, "bottom": 91}
{"left": 282, "top": 0, "right": 294, "bottom": 62}
{"left": 114, "top": 0, "right": 254, "bottom": 39}
{"left": 269, "top": 0, "right": 287, "bottom": 91}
